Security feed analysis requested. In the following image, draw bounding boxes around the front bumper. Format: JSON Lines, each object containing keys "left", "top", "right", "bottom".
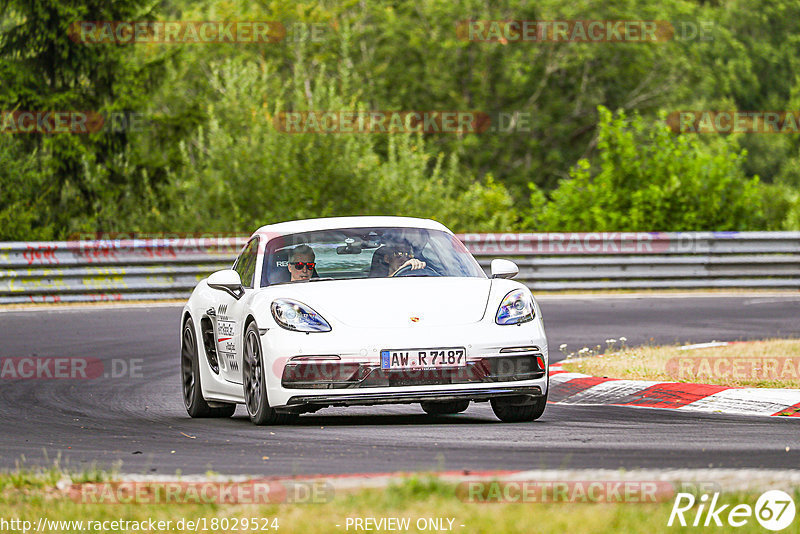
{"left": 281, "top": 354, "right": 545, "bottom": 389}
{"left": 282, "top": 386, "right": 543, "bottom": 413}
{"left": 262, "top": 317, "right": 549, "bottom": 409}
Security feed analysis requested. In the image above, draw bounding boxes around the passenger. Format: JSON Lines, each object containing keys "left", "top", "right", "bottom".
{"left": 287, "top": 245, "right": 315, "bottom": 282}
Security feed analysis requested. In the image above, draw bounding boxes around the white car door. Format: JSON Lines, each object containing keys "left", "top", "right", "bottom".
{"left": 211, "top": 237, "right": 259, "bottom": 385}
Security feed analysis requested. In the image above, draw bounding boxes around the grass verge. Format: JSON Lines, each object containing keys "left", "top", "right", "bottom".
{"left": 1, "top": 470, "right": 799, "bottom": 533}
{"left": 560, "top": 339, "right": 800, "bottom": 388}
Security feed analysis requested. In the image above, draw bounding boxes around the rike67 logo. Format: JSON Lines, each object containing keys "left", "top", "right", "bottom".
{"left": 668, "top": 490, "right": 796, "bottom": 531}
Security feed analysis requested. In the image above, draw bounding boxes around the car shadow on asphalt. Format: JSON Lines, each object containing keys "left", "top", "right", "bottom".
{"left": 228, "top": 411, "right": 502, "bottom": 426}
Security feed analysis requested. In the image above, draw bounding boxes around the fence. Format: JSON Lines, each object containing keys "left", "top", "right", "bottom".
{"left": 1, "top": 232, "right": 798, "bottom": 303}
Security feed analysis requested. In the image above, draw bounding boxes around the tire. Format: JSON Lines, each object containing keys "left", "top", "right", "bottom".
{"left": 181, "top": 317, "right": 236, "bottom": 418}
{"left": 420, "top": 400, "right": 470, "bottom": 415}
{"left": 242, "top": 321, "right": 297, "bottom": 425}
{"left": 490, "top": 391, "right": 547, "bottom": 423}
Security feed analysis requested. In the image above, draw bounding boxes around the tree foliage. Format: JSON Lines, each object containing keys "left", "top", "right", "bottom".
{"left": 152, "top": 59, "right": 515, "bottom": 233}
{"left": 531, "top": 107, "right": 765, "bottom": 231}
{"left": 1, "top": 0, "right": 800, "bottom": 239}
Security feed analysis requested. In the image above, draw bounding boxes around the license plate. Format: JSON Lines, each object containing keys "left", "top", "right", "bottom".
{"left": 380, "top": 348, "right": 466, "bottom": 370}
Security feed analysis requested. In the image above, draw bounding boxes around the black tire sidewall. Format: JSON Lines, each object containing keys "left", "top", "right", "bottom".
{"left": 244, "top": 322, "right": 271, "bottom": 424}
{"left": 491, "top": 391, "right": 547, "bottom": 422}
{"left": 421, "top": 400, "right": 470, "bottom": 415}
{"left": 183, "top": 317, "right": 210, "bottom": 417}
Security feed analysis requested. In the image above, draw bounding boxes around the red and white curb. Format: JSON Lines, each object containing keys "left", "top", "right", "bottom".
{"left": 549, "top": 364, "right": 800, "bottom": 417}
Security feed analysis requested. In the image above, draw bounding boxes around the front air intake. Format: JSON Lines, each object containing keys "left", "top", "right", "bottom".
{"left": 200, "top": 316, "right": 220, "bottom": 374}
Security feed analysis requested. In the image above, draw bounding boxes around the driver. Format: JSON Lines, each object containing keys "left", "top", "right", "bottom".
{"left": 287, "top": 245, "right": 315, "bottom": 282}
{"left": 385, "top": 245, "right": 426, "bottom": 277}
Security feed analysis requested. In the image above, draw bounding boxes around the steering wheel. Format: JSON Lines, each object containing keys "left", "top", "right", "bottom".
{"left": 392, "top": 264, "right": 441, "bottom": 277}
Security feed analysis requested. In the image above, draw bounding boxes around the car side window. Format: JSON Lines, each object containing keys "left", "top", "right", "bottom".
{"left": 234, "top": 238, "right": 259, "bottom": 289}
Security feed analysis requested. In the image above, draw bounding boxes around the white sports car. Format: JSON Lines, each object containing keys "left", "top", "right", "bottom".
{"left": 180, "top": 216, "right": 549, "bottom": 424}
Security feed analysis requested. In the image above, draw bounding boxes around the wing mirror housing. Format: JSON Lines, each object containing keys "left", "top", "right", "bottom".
{"left": 207, "top": 269, "right": 245, "bottom": 299}
{"left": 490, "top": 259, "right": 519, "bottom": 279}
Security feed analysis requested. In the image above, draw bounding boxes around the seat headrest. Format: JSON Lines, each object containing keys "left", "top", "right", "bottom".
{"left": 369, "top": 246, "right": 390, "bottom": 277}
{"left": 264, "top": 250, "right": 291, "bottom": 286}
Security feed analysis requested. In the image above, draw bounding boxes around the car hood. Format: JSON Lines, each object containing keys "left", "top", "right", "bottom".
{"left": 267, "top": 277, "right": 493, "bottom": 327}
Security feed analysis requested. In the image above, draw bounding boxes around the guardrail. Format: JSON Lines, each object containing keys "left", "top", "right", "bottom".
{"left": 0, "top": 232, "right": 797, "bottom": 303}
{"left": 460, "top": 232, "right": 800, "bottom": 290}
{"left": 0, "top": 238, "right": 245, "bottom": 304}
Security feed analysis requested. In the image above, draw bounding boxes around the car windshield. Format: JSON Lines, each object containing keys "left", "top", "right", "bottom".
{"left": 261, "top": 227, "right": 486, "bottom": 286}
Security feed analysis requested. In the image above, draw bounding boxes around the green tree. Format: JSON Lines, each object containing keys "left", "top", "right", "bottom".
{"left": 0, "top": 136, "right": 53, "bottom": 240}
{"left": 156, "top": 58, "right": 516, "bottom": 234}
{"left": 531, "top": 106, "right": 765, "bottom": 231}
{"left": 0, "top": 0, "right": 163, "bottom": 237}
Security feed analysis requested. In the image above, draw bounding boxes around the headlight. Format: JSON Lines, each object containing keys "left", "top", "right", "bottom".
{"left": 271, "top": 299, "right": 331, "bottom": 332}
{"left": 495, "top": 289, "right": 535, "bottom": 325}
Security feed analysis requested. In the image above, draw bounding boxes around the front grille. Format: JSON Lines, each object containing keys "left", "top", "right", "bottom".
{"left": 281, "top": 354, "right": 545, "bottom": 389}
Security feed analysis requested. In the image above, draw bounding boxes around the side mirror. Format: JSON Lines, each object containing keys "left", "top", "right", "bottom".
{"left": 490, "top": 259, "right": 519, "bottom": 279}
{"left": 207, "top": 269, "right": 245, "bottom": 299}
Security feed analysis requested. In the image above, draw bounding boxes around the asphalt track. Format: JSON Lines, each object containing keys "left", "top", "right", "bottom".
{"left": 1, "top": 294, "right": 799, "bottom": 476}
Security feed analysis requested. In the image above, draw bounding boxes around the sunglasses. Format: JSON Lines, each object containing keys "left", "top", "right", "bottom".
{"left": 291, "top": 261, "right": 315, "bottom": 271}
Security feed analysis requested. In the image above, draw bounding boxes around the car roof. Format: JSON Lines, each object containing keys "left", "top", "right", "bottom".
{"left": 250, "top": 216, "right": 452, "bottom": 240}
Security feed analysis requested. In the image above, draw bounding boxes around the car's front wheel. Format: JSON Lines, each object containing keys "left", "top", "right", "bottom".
{"left": 242, "top": 322, "right": 297, "bottom": 425}
{"left": 490, "top": 392, "right": 547, "bottom": 423}
{"left": 420, "top": 400, "right": 470, "bottom": 415}
{"left": 181, "top": 317, "right": 236, "bottom": 418}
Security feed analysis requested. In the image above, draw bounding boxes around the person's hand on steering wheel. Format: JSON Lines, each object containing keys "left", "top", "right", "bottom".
{"left": 389, "top": 258, "right": 426, "bottom": 277}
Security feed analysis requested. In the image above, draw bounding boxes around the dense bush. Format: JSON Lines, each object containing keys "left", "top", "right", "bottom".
{"left": 529, "top": 107, "right": 783, "bottom": 231}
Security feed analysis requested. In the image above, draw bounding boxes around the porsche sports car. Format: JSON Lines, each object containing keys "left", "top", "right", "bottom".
{"left": 180, "top": 216, "right": 549, "bottom": 424}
